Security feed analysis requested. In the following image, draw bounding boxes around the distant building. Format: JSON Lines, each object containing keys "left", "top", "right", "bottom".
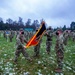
{"left": 24, "top": 28, "right": 34, "bottom": 31}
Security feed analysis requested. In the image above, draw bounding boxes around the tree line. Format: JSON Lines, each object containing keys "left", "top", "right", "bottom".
{"left": 0, "top": 17, "right": 40, "bottom": 31}
{"left": 0, "top": 17, "right": 75, "bottom": 31}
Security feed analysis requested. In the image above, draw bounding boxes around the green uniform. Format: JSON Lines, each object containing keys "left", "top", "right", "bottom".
{"left": 33, "top": 39, "right": 42, "bottom": 57}
{"left": 46, "top": 30, "right": 53, "bottom": 54}
{"left": 14, "top": 32, "right": 31, "bottom": 62}
{"left": 55, "top": 33, "right": 64, "bottom": 69}
{"left": 63, "top": 31, "right": 69, "bottom": 45}
{"left": 33, "top": 29, "right": 42, "bottom": 57}
{"left": 9, "top": 30, "right": 13, "bottom": 42}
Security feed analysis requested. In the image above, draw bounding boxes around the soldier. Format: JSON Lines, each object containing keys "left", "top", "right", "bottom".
{"left": 45, "top": 27, "right": 53, "bottom": 54}
{"left": 63, "top": 30, "right": 69, "bottom": 45}
{"left": 14, "top": 28, "right": 32, "bottom": 63}
{"left": 33, "top": 29, "right": 42, "bottom": 57}
{"left": 9, "top": 30, "right": 13, "bottom": 42}
{"left": 3, "top": 31, "right": 6, "bottom": 38}
{"left": 55, "top": 29, "right": 64, "bottom": 73}
{"left": 5, "top": 30, "right": 10, "bottom": 42}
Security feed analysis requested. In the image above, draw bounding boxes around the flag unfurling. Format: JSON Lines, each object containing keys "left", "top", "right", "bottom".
{"left": 25, "top": 21, "right": 46, "bottom": 48}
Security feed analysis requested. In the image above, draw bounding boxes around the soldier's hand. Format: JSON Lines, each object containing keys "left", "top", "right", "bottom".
{"left": 24, "top": 46, "right": 26, "bottom": 48}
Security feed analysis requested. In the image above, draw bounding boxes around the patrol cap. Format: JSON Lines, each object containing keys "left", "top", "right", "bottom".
{"left": 56, "top": 28, "right": 63, "bottom": 35}
{"left": 19, "top": 28, "right": 24, "bottom": 34}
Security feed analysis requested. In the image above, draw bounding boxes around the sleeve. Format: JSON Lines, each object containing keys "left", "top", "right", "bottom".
{"left": 59, "top": 35, "right": 64, "bottom": 44}
{"left": 24, "top": 38, "right": 28, "bottom": 43}
{"left": 16, "top": 35, "right": 23, "bottom": 46}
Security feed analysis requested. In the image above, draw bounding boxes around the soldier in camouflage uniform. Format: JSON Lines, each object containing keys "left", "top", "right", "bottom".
{"left": 63, "top": 30, "right": 69, "bottom": 45}
{"left": 9, "top": 30, "right": 14, "bottom": 42}
{"left": 55, "top": 29, "right": 64, "bottom": 73}
{"left": 33, "top": 29, "right": 42, "bottom": 57}
{"left": 5, "top": 30, "right": 10, "bottom": 42}
{"left": 25, "top": 31, "right": 29, "bottom": 41}
{"left": 14, "top": 29, "right": 32, "bottom": 62}
{"left": 3, "top": 31, "right": 6, "bottom": 38}
{"left": 45, "top": 27, "right": 53, "bottom": 54}
{"left": 33, "top": 40, "right": 42, "bottom": 57}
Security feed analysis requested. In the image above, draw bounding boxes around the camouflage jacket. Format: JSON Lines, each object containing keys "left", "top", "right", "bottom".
{"left": 45, "top": 30, "right": 53, "bottom": 41}
{"left": 56, "top": 34, "right": 64, "bottom": 46}
{"left": 16, "top": 34, "right": 27, "bottom": 47}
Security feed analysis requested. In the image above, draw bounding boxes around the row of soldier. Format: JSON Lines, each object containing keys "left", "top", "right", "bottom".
{"left": 0, "top": 29, "right": 75, "bottom": 43}
{"left": 0, "top": 30, "right": 34, "bottom": 42}
{"left": 0, "top": 28, "right": 75, "bottom": 73}
{"left": 14, "top": 28, "right": 75, "bottom": 73}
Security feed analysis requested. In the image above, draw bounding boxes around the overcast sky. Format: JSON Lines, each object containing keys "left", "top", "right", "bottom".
{"left": 0, "top": 0, "right": 75, "bottom": 28}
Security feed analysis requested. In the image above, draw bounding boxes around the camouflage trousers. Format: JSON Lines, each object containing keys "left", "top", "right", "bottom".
{"left": 14, "top": 45, "right": 30, "bottom": 62}
{"left": 46, "top": 41, "right": 52, "bottom": 53}
{"left": 9, "top": 37, "right": 13, "bottom": 42}
{"left": 63, "top": 37, "right": 68, "bottom": 45}
{"left": 6, "top": 35, "right": 9, "bottom": 42}
{"left": 34, "top": 43, "right": 40, "bottom": 56}
{"left": 55, "top": 43, "right": 64, "bottom": 69}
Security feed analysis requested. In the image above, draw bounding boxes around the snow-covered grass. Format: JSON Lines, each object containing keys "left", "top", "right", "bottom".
{"left": 0, "top": 36, "right": 75, "bottom": 75}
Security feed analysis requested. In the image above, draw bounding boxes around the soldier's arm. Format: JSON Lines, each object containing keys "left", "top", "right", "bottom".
{"left": 24, "top": 39, "right": 28, "bottom": 43}
{"left": 16, "top": 35, "right": 23, "bottom": 46}
{"left": 46, "top": 33, "right": 51, "bottom": 37}
{"left": 45, "top": 30, "right": 52, "bottom": 37}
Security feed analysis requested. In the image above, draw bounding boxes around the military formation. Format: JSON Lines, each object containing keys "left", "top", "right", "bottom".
{"left": 0, "top": 27, "right": 75, "bottom": 73}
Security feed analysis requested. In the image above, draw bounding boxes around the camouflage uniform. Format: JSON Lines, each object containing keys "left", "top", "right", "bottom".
{"left": 33, "top": 39, "right": 42, "bottom": 57}
{"left": 14, "top": 30, "right": 31, "bottom": 62}
{"left": 45, "top": 28, "right": 53, "bottom": 54}
{"left": 9, "top": 30, "right": 13, "bottom": 42}
{"left": 5, "top": 30, "right": 10, "bottom": 42}
{"left": 55, "top": 31, "right": 64, "bottom": 72}
{"left": 33, "top": 29, "right": 42, "bottom": 57}
{"left": 3, "top": 31, "right": 6, "bottom": 38}
{"left": 63, "top": 31, "right": 69, "bottom": 45}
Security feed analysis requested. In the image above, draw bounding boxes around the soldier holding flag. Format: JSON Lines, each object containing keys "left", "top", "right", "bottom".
{"left": 25, "top": 21, "right": 46, "bottom": 57}
{"left": 33, "top": 28, "right": 42, "bottom": 57}
{"left": 14, "top": 28, "right": 32, "bottom": 63}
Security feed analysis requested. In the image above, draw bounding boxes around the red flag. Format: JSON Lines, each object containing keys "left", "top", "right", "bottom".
{"left": 25, "top": 22, "right": 46, "bottom": 48}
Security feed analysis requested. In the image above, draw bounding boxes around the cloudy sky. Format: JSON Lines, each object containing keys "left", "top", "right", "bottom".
{"left": 0, "top": 0, "right": 75, "bottom": 28}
